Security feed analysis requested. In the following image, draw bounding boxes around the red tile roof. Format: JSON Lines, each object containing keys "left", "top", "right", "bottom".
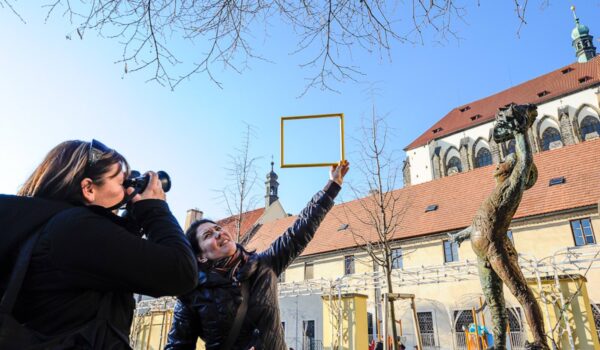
{"left": 217, "top": 207, "right": 265, "bottom": 240}
{"left": 248, "top": 138, "right": 600, "bottom": 257}
{"left": 405, "top": 57, "right": 600, "bottom": 150}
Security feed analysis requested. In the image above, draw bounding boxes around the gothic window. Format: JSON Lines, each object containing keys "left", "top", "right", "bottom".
{"left": 446, "top": 156, "right": 462, "bottom": 175}
{"left": 475, "top": 148, "right": 493, "bottom": 168}
{"left": 580, "top": 116, "right": 600, "bottom": 140}
{"left": 417, "top": 312, "right": 436, "bottom": 347}
{"left": 541, "top": 127, "right": 561, "bottom": 151}
{"left": 507, "top": 307, "right": 523, "bottom": 332}
{"left": 592, "top": 304, "right": 600, "bottom": 341}
{"left": 453, "top": 310, "right": 474, "bottom": 332}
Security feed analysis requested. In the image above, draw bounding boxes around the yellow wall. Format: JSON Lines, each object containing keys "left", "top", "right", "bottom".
{"left": 322, "top": 294, "right": 369, "bottom": 350}
{"left": 286, "top": 208, "right": 600, "bottom": 349}
{"left": 528, "top": 276, "right": 600, "bottom": 350}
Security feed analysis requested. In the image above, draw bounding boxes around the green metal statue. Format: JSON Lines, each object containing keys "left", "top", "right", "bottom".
{"left": 450, "top": 104, "right": 549, "bottom": 350}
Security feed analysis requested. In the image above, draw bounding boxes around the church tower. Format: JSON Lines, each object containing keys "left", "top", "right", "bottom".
{"left": 265, "top": 160, "right": 279, "bottom": 207}
{"left": 571, "top": 6, "right": 596, "bottom": 63}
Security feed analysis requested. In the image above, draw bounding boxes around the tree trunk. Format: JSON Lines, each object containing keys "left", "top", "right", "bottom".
{"left": 386, "top": 266, "right": 399, "bottom": 350}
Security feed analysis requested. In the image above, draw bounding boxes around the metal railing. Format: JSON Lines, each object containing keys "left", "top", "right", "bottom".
{"left": 420, "top": 333, "right": 437, "bottom": 349}
{"left": 454, "top": 331, "right": 525, "bottom": 350}
{"left": 302, "top": 337, "right": 323, "bottom": 350}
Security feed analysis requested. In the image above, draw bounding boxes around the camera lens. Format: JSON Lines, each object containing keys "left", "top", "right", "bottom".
{"left": 124, "top": 170, "right": 171, "bottom": 193}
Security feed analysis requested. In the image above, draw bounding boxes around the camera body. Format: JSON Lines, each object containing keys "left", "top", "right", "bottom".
{"left": 492, "top": 103, "right": 537, "bottom": 143}
{"left": 124, "top": 170, "right": 171, "bottom": 193}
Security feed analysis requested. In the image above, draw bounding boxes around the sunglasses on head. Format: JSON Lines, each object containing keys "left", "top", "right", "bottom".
{"left": 87, "top": 139, "right": 112, "bottom": 171}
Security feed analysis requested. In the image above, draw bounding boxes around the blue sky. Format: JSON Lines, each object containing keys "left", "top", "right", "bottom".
{"left": 1, "top": 1, "right": 598, "bottom": 225}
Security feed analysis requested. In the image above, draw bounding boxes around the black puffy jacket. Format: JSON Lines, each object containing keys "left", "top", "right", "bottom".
{"left": 0, "top": 195, "right": 198, "bottom": 349}
{"left": 165, "top": 182, "right": 340, "bottom": 350}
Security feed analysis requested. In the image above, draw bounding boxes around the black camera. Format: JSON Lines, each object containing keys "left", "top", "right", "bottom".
{"left": 492, "top": 103, "right": 537, "bottom": 143}
{"left": 124, "top": 170, "right": 171, "bottom": 193}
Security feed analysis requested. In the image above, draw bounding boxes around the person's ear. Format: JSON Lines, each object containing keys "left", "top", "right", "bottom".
{"left": 81, "top": 178, "right": 95, "bottom": 204}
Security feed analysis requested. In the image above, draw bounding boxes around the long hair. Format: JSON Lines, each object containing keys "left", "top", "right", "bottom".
{"left": 17, "top": 140, "right": 129, "bottom": 204}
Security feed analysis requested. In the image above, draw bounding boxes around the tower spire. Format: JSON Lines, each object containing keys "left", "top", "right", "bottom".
{"left": 570, "top": 5, "right": 596, "bottom": 63}
{"left": 265, "top": 157, "right": 279, "bottom": 207}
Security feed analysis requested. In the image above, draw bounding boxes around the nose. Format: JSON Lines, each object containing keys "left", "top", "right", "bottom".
{"left": 215, "top": 231, "right": 221, "bottom": 239}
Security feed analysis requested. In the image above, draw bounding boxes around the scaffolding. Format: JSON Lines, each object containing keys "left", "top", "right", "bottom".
{"left": 278, "top": 245, "right": 600, "bottom": 297}
{"left": 131, "top": 245, "right": 600, "bottom": 350}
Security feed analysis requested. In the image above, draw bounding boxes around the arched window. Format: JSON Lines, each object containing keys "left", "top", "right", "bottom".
{"left": 475, "top": 148, "right": 492, "bottom": 168}
{"left": 580, "top": 116, "right": 600, "bottom": 140}
{"left": 446, "top": 156, "right": 462, "bottom": 175}
{"left": 541, "top": 127, "right": 561, "bottom": 151}
{"left": 506, "top": 140, "right": 516, "bottom": 155}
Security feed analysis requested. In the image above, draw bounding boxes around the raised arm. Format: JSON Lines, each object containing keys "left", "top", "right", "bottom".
{"left": 508, "top": 104, "right": 537, "bottom": 190}
{"left": 260, "top": 161, "right": 349, "bottom": 276}
{"left": 165, "top": 299, "right": 203, "bottom": 350}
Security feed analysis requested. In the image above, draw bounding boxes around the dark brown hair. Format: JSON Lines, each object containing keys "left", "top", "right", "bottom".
{"left": 18, "top": 140, "right": 129, "bottom": 204}
{"left": 185, "top": 219, "right": 217, "bottom": 257}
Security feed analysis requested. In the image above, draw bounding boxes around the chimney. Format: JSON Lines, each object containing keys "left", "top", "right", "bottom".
{"left": 184, "top": 209, "right": 203, "bottom": 231}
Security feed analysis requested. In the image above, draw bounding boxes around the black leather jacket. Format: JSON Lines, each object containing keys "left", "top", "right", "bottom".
{"left": 165, "top": 182, "right": 340, "bottom": 350}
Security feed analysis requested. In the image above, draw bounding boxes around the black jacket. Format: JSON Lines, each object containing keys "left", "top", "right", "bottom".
{"left": 165, "top": 182, "right": 340, "bottom": 350}
{"left": 0, "top": 195, "right": 198, "bottom": 349}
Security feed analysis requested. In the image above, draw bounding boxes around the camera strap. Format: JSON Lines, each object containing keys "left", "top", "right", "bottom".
{"left": 108, "top": 188, "right": 140, "bottom": 211}
{"left": 221, "top": 281, "right": 250, "bottom": 350}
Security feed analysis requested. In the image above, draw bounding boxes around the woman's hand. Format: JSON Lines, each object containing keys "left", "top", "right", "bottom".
{"left": 129, "top": 172, "right": 166, "bottom": 203}
{"left": 329, "top": 160, "right": 350, "bottom": 186}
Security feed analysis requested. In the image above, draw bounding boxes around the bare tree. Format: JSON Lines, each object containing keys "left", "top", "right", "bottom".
{"left": 219, "top": 122, "right": 261, "bottom": 243}
{"left": 4, "top": 1, "right": 535, "bottom": 92}
{"left": 340, "top": 107, "right": 411, "bottom": 350}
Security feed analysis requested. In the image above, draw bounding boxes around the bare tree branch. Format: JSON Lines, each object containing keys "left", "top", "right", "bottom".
{"left": 4, "top": 1, "right": 535, "bottom": 92}
{"left": 218, "top": 122, "right": 261, "bottom": 243}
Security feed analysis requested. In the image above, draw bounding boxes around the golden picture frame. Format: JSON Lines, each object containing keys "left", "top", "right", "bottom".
{"left": 280, "top": 113, "right": 345, "bottom": 168}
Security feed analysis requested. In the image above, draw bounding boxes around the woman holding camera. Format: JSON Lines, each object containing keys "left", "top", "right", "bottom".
{"left": 165, "top": 160, "right": 349, "bottom": 350}
{"left": 0, "top": 140, "right": 198, "bottom": 349}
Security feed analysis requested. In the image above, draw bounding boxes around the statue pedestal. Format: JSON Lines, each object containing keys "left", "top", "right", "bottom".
{"left": 527, "top": 274, "right": 600, "bottom": 349}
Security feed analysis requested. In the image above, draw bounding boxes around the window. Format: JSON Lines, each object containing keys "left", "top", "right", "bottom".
{"left": 446, "top": 156, "right": 462, "bottom": 175}
{"left": 549, "top": 176, "right": 566, "bottom": 186}
{"left": 580, "top": 116, "right": 600, "bottom": 140}
{"left": 571, "top": 218, "right": 596, "bottom": 246}
{"left": 443, "top": 240, "right": 459, "bottom": 263}
{"left": 542, "top": 127, "right": 562, "bottom": 151}
{"left": 303, "top": 320, "right": 316, "bottom": 350}
{"left": 453, "top": 310, "right": 473, "bottom": 350}
{"left": 591, "top": 304, "right": 600, "bottom": 341}
{"left": 537, "top": 90, "right": 550, "bottom": 97}
{"left": 304, "top": 262, "right": 314, "bottom": 280}
{"left": 506, "top": 139, "right": 516, "bottom": 155}
{"left": 417, "top": 312, "right": 436, "bottom": 347}
{"left": 367, "top": 312, "right": 374, "bottom": 341}
{"left": 425, "top": 204, "right": 438, "bottom": 212}
{"left": 344, "top": 255, "right": 355, "bottom": 275}
{"left": 507, "top": 230, "right": 514, "bottom": 243}
{"left": 475, "top": 148, "right": 493, "bottom": 168}
{"left": 507, "top": 307, "right": 522, "bottom": 332}
{"left": 454, "top": 310, "right": 474, "bottom": 332}
{"left": 391, "top": 248, "right": 403, "bottom": 269}
{"left": 579, "top": 76, "right": 592, "bottom": 84}
{"left": 278, "top": 271, "right": 286, "bottom": 283}
{"left": 561, "top": 67, "right": 574, "bottom": 74}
